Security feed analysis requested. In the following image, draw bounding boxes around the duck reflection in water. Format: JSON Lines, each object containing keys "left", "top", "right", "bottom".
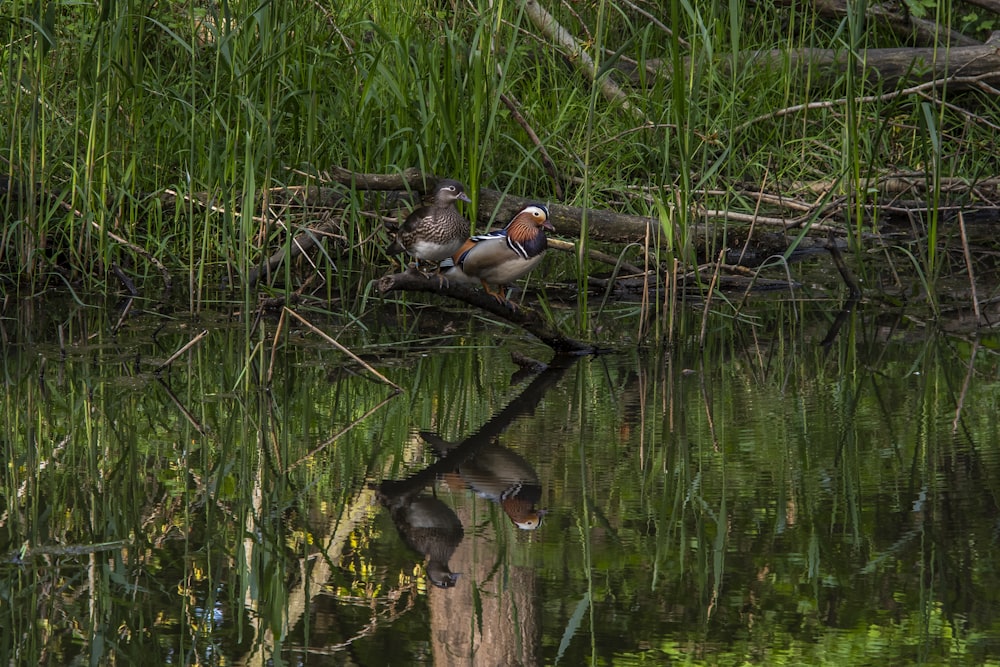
{"left": 420, "top": 431, "right": 546, "bottom": 530}
{"left": 382, "top": 494, "right": 464, "bottom": 588}
{"left": 377, "top": 354, "right": 576, "bottom": 589}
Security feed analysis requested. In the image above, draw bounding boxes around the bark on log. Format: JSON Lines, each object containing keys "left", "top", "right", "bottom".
{"left": 629, "top": 35, "right": 1000, "bottom": 91}
{"left": 964, "top": 1, "right": 1000, "bottom": 15}
{"left": 476, "top": 188, "right": 674, "bottom": 244}
{"left": 318, "top": 170, "right": 675, "bottom": 244}
{"left": 325, "top": 166, "right": 430, "bottom": 191}
{"left": 808, "top": 0, "right": 981, "bottom": 47}
{"left": 752, "top": 39, "right": 1000, "bottom": 90}
{"left": 321, "top": 168, "right": 999, "bottom": 251}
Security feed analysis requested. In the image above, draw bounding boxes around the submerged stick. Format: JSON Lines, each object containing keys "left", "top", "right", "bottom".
{"left": 825, "top": 234, "right": 862, "bottom": 298}
{"left": 155, "top": 329, "right": 210, "bottom": 371}
{"left": 952, "top": 338, "right": 979, "bottom": 436}
{"left": 288, "top": 392, "right": 398, "bottom": 471}
{"left": 80, "top": 205, "right": 172, "bottom": 291}
{"left": 155, "top": 377, "right": 209, "bottom": 436}
{"left": 283, "top": 307, "right": 403, "bottom": 391}
{"left": 377, "top": 271, "right": 596, "bottom": 355}
{"left": 247, "top": 221, "right": 336, "bottom": 288}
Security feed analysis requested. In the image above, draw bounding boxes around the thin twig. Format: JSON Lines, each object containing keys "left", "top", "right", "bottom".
{"left": 958, "top": 211, "right": 981, "bottom": 323}
{"left": 288, "top": 393, "right": 398, "bottom": 470}
{"left": 84, "top": 214, "right": 171, "bottom": 290}
{"left": 952, "top": 339, "right": 980, "bottom": 436}
{"left": 917, "top": 89, "right": 1000, "bottom": 132}
{"left": 617, "top": 0, "right": 679, "bottom": 41}
{"left": 266, "top": 306, "right": 288, "bottom": 386}
{"left": 283, "top": 307, "right": 403, "bottom": 391}
{"left": 734, "top": 166, "right": 769, "bottom": 266}
{"left": 155, "top": 329, "right": 210, "bottom": 371}
{"left": 733, "top": 72, "right": 1000, "bottom": 135}
{"left": 638, "top": 214, "right": 651, "bottom": 340}
{"left": 547, "top": 237, "right": 644, "bottom": 275}
{"left": 499, "top": 92, "right": 563, "bottom": 199}
{"left": 523, "top": 0, "right": 645, "bottom": 120}
{"left": 699, "top": 249, "right": 725, "bottom": 348}
{"left": 110, "top": 297, "right": 135, "bottom": 336}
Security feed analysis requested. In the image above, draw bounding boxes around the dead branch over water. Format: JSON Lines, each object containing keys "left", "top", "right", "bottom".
{"left": 377, "top": 270, "right": 596, "bottom": 355}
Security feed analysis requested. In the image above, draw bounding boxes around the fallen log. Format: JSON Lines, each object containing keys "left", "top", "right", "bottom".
{"left": 629, "top": 34, "right": 1000, "bottom": 92}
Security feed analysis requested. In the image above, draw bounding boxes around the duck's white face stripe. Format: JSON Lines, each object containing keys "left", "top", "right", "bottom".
{"left": 522, "top": 205, "right": 546, "bottom": 219}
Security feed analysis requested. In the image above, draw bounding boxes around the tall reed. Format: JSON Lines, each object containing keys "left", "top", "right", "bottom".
{"left": 2, "top": 0, "right": 992, "bottom": 328}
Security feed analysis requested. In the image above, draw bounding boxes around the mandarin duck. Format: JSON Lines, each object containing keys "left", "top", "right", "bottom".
{"left": 421, "top": 431, "right": 546, "bottom": 530}
{"left": 389, "top": 495, "right": 464, "bottom": 588}
{"left": 386, "top": 179, "right": 472, "bottom": 267}
{"left": 442, "top": 204, "right": 554, "bottom": 303}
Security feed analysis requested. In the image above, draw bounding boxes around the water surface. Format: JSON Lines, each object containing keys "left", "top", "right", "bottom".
{"left": 2, "top": 290, "right": 998, "bottom": 665}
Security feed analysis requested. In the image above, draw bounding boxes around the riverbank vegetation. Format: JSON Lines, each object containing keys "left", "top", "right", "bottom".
{"left": 4, "top": 3, "right": 1000, "bottom": 663}
{"left": 2, "top": 0, "right": 999, "bottom": 341}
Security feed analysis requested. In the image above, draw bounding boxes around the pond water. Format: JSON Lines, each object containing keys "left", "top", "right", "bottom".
{"left": 2, "top": 285, "right": 999, "bottom": 665}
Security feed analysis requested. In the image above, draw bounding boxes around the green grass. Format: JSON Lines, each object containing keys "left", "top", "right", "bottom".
{"left": 2, "top": 0, "right": 996, "bottom": 338}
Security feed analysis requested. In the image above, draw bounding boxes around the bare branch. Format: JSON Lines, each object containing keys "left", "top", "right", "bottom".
{"left": 499, "top": 92, "right": 563, "bottom": 199}
{"left": 377, "top": 270, "right": 595, "bottom": 354}
{"left": 523, "top": 0, "right": 645, "bottom": 120}
{"left": 733, "top": 72, "right": 1000, "bottom": 135}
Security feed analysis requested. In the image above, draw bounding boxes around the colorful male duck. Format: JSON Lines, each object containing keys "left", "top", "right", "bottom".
{"left": 444, "top": 204, "right": 554, "bottom": 303}
{"left": 421, "top": 432, "right": 546, "bottom": 531}
{"left": 387, "top": 179, "right": 471, "bottom": 267}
